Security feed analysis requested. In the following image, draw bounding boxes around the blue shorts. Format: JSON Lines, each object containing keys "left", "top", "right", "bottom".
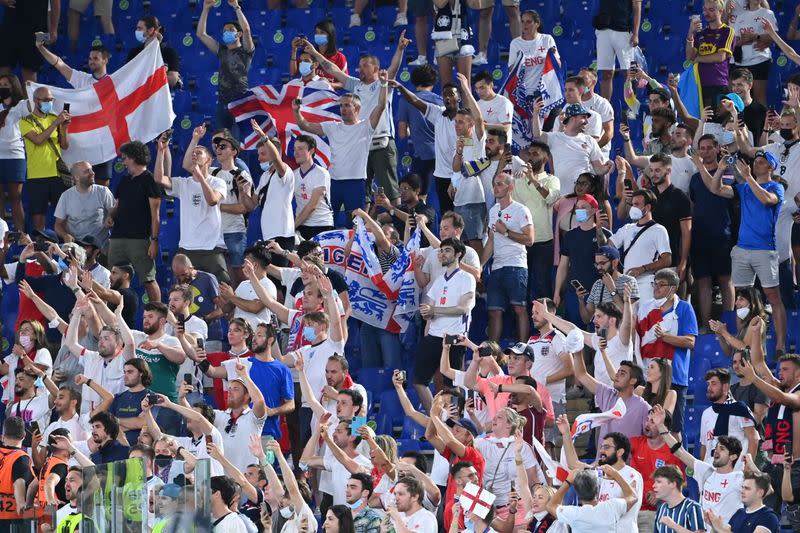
{"left": 0, "top": 158, "right": 26, "bottom": 183}
{"left": 223, "top": 232, "right": 247, "bottom": 267}
{"left": 455, "top": 203, "right": 487, "bottom": 242}
{"left": 486, "top": 266, "right": 528, "bottom": 310}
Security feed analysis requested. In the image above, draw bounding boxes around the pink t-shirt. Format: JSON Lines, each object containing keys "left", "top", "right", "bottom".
{"left": 477, "top": 375, "right": 555, "bottom": 424}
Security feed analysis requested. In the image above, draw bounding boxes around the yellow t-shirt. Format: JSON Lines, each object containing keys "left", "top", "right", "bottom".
{"left": 19, "top": 113, "right": 61, "bottom": 179}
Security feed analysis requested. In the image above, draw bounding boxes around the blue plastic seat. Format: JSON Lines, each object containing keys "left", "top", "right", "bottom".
{"left": 400, "top": 417, "right": 426, "bottom": 440}
{"left": 378, "top": 390, "right": 406, "bottom": 423}
{"left": 357, "top": 367, "right": 394, "bottom": 393}
{"left": 396, "top": 439, "right": 421, "bottom": 454}
{"left": 375, "top": 412, "right": 394, "bottom": 436}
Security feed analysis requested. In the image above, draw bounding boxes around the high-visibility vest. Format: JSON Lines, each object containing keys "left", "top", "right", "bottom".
{"left": 0, "top": 446, "right": 32, "bottom": 519}
{"left": 35, "top": 455, "right": 68, "bottom": 517}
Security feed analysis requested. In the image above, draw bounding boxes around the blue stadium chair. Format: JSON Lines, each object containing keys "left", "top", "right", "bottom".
{"left": 375, "top": 412, "right": 394, "bottom": 436}
{"left": 357, "top": 367, "right": 394, "bottom": 393}
{"left": 396, "top": 439, "right": 421, "bottom": 454}
{"left": 284, "top": 7, "right": 326, "bottom": 32}
{"left": 693, "top": 334, "right": 728, "bottom": 369}
{"left": 787, "top": 310, "right": 800, "bottom": 352}
{"left": 683, "top": 404, "right": 701, "bottom": 447}
{"left": 378, "top": 390, "right": 406, "bottom": 423}
{"left": 400, "top": 417, "right": 426, "bottom": 440}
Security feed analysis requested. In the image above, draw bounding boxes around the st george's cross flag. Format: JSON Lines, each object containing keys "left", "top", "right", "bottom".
{"left": 570, "top": 397, "right": 627, "bottom": 441}
{"left": 27, "top": 40, "right": 174, "bottom": 166}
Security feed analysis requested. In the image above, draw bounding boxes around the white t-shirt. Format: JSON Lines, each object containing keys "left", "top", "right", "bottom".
{"left": 699, "top": 403, "right": 754, "bottom": 468}
{"left": 211, "top": 166, "right": 253, "bottom": 234}
{"left": 68, "top": 70, "right": 106, "bottom": 89}
{"left": 9, "top": 393, "right": 51, "bottom": 437}
{"left": 560, "top": 106, "right": 603, "bottom": 140}
{"left": 424, "top": 104, "right": 458, "bottom": 179}
{"left": 508, "top": 34, "right": 559, "bottom": 93}
{"left": 78, "top": 348, "right": 126, "bottom": 414}
{"left": 399, "top": 507, "right": 439, "bottom": 533}
{"left": 279, "top": 502, "right": 318, "bottom": 533}
{"left": 610, "top": 221, "right": 671, "bottom": 295}
{"left": 482, "top": 156, "right": 526, "bottom": 211}
{"left": 546, "top": 131, "right": 604, "bottom": 194}
{"left": 1, "top": 348, "right": 53, "bottom": 403}
{"left": 590, "top": 333, "right": 633, "bottom": 389}
{"left": 293, "top": 164, "right": 334, "bottom": 227}
{"left": 420, "top": 246, "right": 480, "bottom": 295}
{"left": 233, "top": 276, "right": 277, "bottom": 330}
{"left": 670, "top": 154, "right": 697, "bottom": 194}
{"left": 289, "top": 338, "right": 346, "bottom": 408}
{"left": 692, "top": 459, "right": 744, "bottom": 523}
{"left": 169, "top": 175, "right": 227, "bottom": 250}
{"left": 732, "top": 9, "right": 777, "bottom": 66}
{"left": 88, "top": 262, "right": 111, "bottom": 289}
{"left": 42, "top": 413, "right": 90, "bottom": 445}
{"left": 213, "top": 407, "right": 267, "bottom": 472}
{"left": 256, "top": 166, "right": 295, "bottom": 239}
{"left": 556, "top": 499, "right": 627, "bottom": 533}
{"left": 171, "top": 427, "right": 226, "bottom": 476}
{"left": 426, "top": 268, "right": 476, "bottom": 338}
{"left": 323, "top": 449, "right": 372, "bottom": 505}
{"left": 478, "top": 94, "right": 513, "bottom": 134}
{"left": 475, "top": 437, "right": 539, "bottom": 505}
{"left": 212, "top": 512, "right": 248, "bottom": 532}
{"left": 321, "top": 120, "right": 375, "bottom": 181}
{"left": 165, "top": 316, "right": 209, "bottom": 390}
{"left": 0, "top": 100, "right": 29, "bottom": 159}
{"left": 488, "top": 201, "right": 533, "bottom": 270}
{"left": 529, "top": 330, "right": 569, "bottom": 403}
{"left": 598, "top": 464, "right": 643, "bottom": 533}
{"left": 452, "top": 129, "right": 487, "bottom": 207}
{"left": 766, "top": 141, "right": 800, "bottom": 262}
{"left": 343, "top": 77, "right": 394, "bottom": 138}
{"left": 582, "top": 93, "right": 614, "bottom": 155}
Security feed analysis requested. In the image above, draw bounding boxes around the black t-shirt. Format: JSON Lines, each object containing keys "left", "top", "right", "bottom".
{"left": 742, "top": 101, "right": 767, "bottom": 146}
{"left": 109, "top": 388, "right": 151, "bottom": 445}
{"left": 50, "top": 462, "right": 68, "bottom": 503}
{"left": 126, "top": 42, "right": 181, "bottom": 73}
{"left": 561, "top": 225, "right": 612, "bottom": 294}
{"left": 596, "top": 0, "right": 633, "bottom": 32}
{"left": 5, "top": 447, "right": 33, "bottom": 484}
{"left": 391, "top": 200, "right": 437, "bottom": 246}
{"left": 289, "top": 268, "right": 348, "bottom": 298}
{"left": 111, "top": 170, "right": 162, "bottom": 240}
{"left": 2, "top": 0, "right": 47, "bottom": 28}
{"left": 731, "top": 382, "right": 768, "bottom": 414}
{"left": 651, "top": 184, "right": 692, "bottom": 265}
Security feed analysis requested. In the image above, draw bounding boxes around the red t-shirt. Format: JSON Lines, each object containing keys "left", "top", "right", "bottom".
{"left": 315, "top": 50, "right": 348, "bottom": 84}
{"left": 629, "top": 435, "right": 685, "bottom": 511}
{"left": 442, "top": 446, "right": 485, "bottom": 531}
{"left": 207, "top": 350, "right": 254, "bottom": 410}
{"left": 16, "top": 260, "right": 47, "bottom": 331}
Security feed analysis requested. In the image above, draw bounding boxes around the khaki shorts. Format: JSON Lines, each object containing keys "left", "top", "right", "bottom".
{"left": 180, "top": 248, "right": 231, "bottom": 285}
{"left": 108, "top": 238, "right": 156, "bottom": 284}
{"left": 69, "top": 0, "right": 113, "bottom": 17}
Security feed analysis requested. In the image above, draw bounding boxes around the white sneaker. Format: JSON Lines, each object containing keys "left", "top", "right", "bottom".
{"left": 473, "top": 52, "right": 488, "bottom": 65}
{"left": 409, "top": 55, "right": 427, "bottom": 66}
{"left": 349, "top": 13, "right": 362, "bottom": 28}
{"left": 394, "top": 12, "right": 408, "bottom": 26}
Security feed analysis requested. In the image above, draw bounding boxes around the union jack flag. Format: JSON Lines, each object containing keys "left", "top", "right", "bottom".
{"left": 227, "top": 80, "right": 341, "bottom": 167}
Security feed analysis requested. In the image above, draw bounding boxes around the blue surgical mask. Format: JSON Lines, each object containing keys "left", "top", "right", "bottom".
{"left": 303, "top": 325, "right": 317, "bottom": 342}
{"left": 348, "top": 498, "right": 364, "bottom": 510}
{"left": 575, "top": 208, "right": 590, "bottom": 223}
{"left": 222, "top": 31, "right": 238, "bottom": 45}
{"left": 259, "top": 161, "right": 273, "bottom": 172}
{"left": 39, "top": 101, "right": 53, "bottom": 114}
{"left": 464, "top": 519, "right": 475, "bottom": 533}
{"left": 298, "top": 61, "right": 313, "bottom": 77}
{"left": 34, "top": 376, "right": 45, "bottom": 389}
{"left": 314, "top": 34, "right": 329, "bottom": 46}
{"left": 135, "top": 30, "right": 146, "bottom": 43}
{"left": 583, "top": 86, "right": 590, "bottom": 95}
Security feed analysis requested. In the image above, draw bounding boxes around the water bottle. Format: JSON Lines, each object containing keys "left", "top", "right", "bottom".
{"left": 264, "top": 435, "right": 275, "bottom": 464}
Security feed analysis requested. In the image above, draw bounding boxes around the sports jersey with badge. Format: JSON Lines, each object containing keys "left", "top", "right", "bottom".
{"left": 426, "top": 269, "right": 476, "bottom": 338}
{"left": 597, "top": 464, "right": 643, "bottom": 533}
{"left": 488, "top": 201, "right": 533, "bottom": 270}
{"left": 692, "top": 459, "right": 743, "bottom": 523}
{"left": 528, "top": 330, "right": 568, "bottom": 403}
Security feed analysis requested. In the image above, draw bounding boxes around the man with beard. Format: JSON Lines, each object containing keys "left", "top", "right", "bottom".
{"left": 653, "top": 405, "right": 756, "bottom": 524}
{"left": 88, "top": 411, "right": 129, "bottom": 463}
{"left": 629, "top": 410, "right": 685, "bottom": 533}
{"left": 165, "top": 284, "right": 207, "bottom": 399}
{"left": 51, "top": 467, "right": 97, "bottom": 533}
{"left": 87, "top": 262, "right": 138, "bottom": 328}
{"left": 621, "top": 107, "right": 676, "bottom": 170}
{"left": 514, "top": 141, "right": 560, "bottom": 301}
{"left": 667, "top": 123, "right": 697, "bottom": 194}
{"left": 730, "top": 350, "right": 768, "bottom": 425}
{"left": 386, "top": 476, "right": 438, "bottom": 532}
{"left": 690, "top": 136, "right": 736, "bottom": 328}
{"left": 211, "top": 360, "right": 267, "bottom": 473}
{"left": 66, "top": 298, "right": 131, "bottom": 415}
{"left": 91, "top": 358, "right": 153, "bottom": 446}
{"left": 580, "top": 245, "right": 639, "bottom": 324}
{"left": 320, "top": 355, "right": 366, "bottom": 418}
{"left": 618, "top": 154, "right": 692, "bottom": 285}
{"left": 532, "top": 100, "right": 613, "bottom": 194}
{"left": 53, "top": 160, "right": 115, "bottom": 244}
{"left": 6, "top": 367, "right": 51, "bottom": 447}
{"left": 171, "top": 253, "right": 225, "bottom": 352}
{"left": 699, "top": 368, "right": 758, "bottom": 468}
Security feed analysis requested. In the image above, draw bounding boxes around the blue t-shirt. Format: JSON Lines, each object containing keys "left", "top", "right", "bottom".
{"left": 728, "top": 505, "right": 779, "bottom": 533}
{"left": 247, "top": 358, "right": 294, "bottom": 438}
{"left": 689, "top": 172, "right": 733, "bottom": 241}
{"left": 189, "top": 270, "right": 222, "bottom": 342}
{"left": 109, "top": 388, "right": 151, "bottom": 445}
{"left": 664, "top": 299, "right": 698, "bottom": 387}
{"left": 736, "top": 181, "right": 783, "bottom": 251}
{"left": 397, "top": 90, "right": 442, "bottom": 161}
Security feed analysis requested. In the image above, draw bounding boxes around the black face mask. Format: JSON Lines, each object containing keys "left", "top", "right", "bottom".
{"left": 780, "top": 128, "right": 796, "bottom": 141}
{"left": 0, "top": 87, "right": 10, "bottom": 100}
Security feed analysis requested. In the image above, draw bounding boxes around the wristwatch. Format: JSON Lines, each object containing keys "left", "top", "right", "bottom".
{"left": 609, "top": 290, "right": 617, "bottom": 297}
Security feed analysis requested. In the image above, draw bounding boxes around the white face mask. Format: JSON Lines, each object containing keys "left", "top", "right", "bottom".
{"left": 629, "top": 206, "right": 644, "bottom": 221}
{"left": 736, "top": 307, "right": 750, "bottom": 320}
{"left": 279, "top": 505, "right": 294, "bottom": 519}
{"left": 653, "top": 297, "right": 668, "bottom": 307}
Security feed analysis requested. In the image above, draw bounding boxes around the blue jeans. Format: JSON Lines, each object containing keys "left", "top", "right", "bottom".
{"left": 331, "top": 179, "right": 366, "bottom": 228}
{"left": 223, "top": 231, "right": 247, "bottom": 267}
{"left": 359, "top": 322, "right": 402, "bottom": 369}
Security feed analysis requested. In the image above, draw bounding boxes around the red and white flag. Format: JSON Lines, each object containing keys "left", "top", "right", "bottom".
{"left": 570, "top": 397, "right": 627, "bottom": 441}
{"left": 28, "top": 40, "right": 175, "bottom": 166}
{"left": 460, "top": 483, "right": 496, "bottom": 519}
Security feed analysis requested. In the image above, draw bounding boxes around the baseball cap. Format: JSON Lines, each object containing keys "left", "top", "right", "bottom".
{"left": 504, "top": 342, "right": 535, "bottom": 361}
{"left": 716, "top": 92, "right": 745, "bottom": 113}
{"left": 75, "top": 235, "right": 100, "bottom": 248}
{"left": 754, "top": 150, "right": 778, "bottom": 169}
{"left": 212, "top": 130, "right": 240, "bottom": 153}
{"left": 452, "top": 418, "right": 479, "bottom": 437}
{"left": 33, "top": 228, "right": 59, "bottom": 243}
{"left": 562, "top": 103, "right": 592, "bottom": 121}
{"left": 597, "top": 245, "right": 620, "bottom": 262}
{"left": 161, "top": 483, "right": 182, "bottom": 499}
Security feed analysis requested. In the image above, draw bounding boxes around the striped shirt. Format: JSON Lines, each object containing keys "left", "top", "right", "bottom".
{"left": 654, "top": 497, "right": 706, "bottom": 533}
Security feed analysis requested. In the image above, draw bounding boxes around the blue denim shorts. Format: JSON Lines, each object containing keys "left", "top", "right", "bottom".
{"left": 486, "top": 266, "right": 528, "bottom": 310}
{"left": 0, "top": 158, "right": 26, "bottom": 183}
{"left": 455, "top": 202, "right": 487, "bottom": 242}
{"left": 223, "top": 231, "right": 247, "bottom": 267}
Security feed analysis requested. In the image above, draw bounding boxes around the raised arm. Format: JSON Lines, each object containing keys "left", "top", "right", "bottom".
{"left": 762, "top": 18, "right": 800, "bottom": 66}
{"left": 739, "top": 159, "right": 779, "bottom": 206}
{"left": 388, "top": 79, "right": 428, "bottom": 113}
{"left": 295, "top": 353, "right": 327, "bottom": 419}
{"left": 291, "top": 97, "right": 325, "bottom": 137}
{"left": 153, "top": 136, "right": 173, "bottom": 190}
{"left": 35, "top": 42, "right": 73, "bottom": 81}
{"left": 601, "top": 464, "right": 638, "bottom": 510}
{"left": 208, "top": 442, "right": 258, "bottom": 503}
{"left": 320, "top": 422, "right": 369, "bottom": 474}
{"left": 196, "top": 0, "right": 220, "bottom": 54}
{"left": 369, "top": 70, "right": 389, "bottom": 130}
{"left": 530, "top": 98, "right": 546, "bottom": 141}
{"left": 391, "top": 371, "right": 430, "bottom": 427}
{"left": 555, "top": 414, "right": 582, "bottom": 469}
{"left": 228, "top": 0, "right": 254, "bottom": 52}
{"left": 300, "top": 38, "right": 349, "bottom": 84}
{"left": 456, "top": 72, "right": 484, "bottom": 139}
{"left": 243, "top": 259, "right": 290, "bottom": 324}
{"left": 652, "top": 404, "right": 695, "bottom": 469}
{"left": 387, "top": 30, "right": 410, "bottom": 80}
